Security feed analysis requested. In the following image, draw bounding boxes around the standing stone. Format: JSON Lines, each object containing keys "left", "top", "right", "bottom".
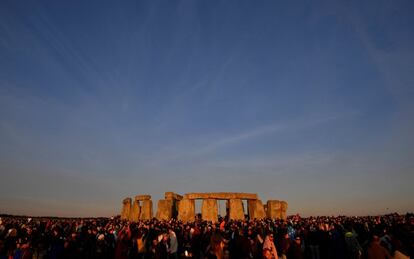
{"left": 248, "top": 200, "right": 265, "bottom": 220}
{"left": 130, "top": 200, "right": 141, "bottom": 222}
{"left": 121, "top": 198, "right": 132, "bottom": 220}
{"left": 178, "top": 198, "right": 195, "bottom": 222}
{"left": 140, "top": 200, "right": 153, "bottom": 220}
{"left": 266, "top": 200, "right": 281, "bottom": 219}
{"left": 280, "top": 201, "right": 288, "bottom": 220}
{"left": 202, "top": 199, "right": 218, "bottom": 222}
{"left": 156, "top": 200, "right": 173, "bottom": 220}
{"left": 164, "top": 192, "right": 181, "bottom": 219}
{"left": 229, "top": 199, "right": 244, "bottom": 220}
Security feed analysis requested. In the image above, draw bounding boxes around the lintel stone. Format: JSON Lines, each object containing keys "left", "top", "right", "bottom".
{"left": 164, "top": 192, "right": 183, "bottom": 201}
{"left": 185, "top": 192, "right": 258, "bottom": 200}
{"left": 135, "top": 195, "right": 151, "bottom": 201}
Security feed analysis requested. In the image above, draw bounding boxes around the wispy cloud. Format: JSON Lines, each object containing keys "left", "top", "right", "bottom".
{"left": 142, "top": 114, "right": 341, "bottom": 167}
{"left": 198, "top": 123, "right": 284, "bottom": 153}
{"left": 195, "top": 114, "right": 339, "bottom": 155}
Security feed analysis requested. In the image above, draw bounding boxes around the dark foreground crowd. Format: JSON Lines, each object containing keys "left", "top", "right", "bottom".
{"left": 0, "top": 213, "right": 413, "bottom": 259}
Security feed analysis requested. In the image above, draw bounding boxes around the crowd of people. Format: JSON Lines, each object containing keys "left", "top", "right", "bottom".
{"left": 0, "top": 213, "right": 413, "bottom": 259}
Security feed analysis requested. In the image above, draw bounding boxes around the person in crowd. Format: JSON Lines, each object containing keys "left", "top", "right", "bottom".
{"left": 155, "top": 233, "right": 169, "bottom": 259}
{"left": 287, "top": 236, "right": 304, "bottom": 259}
{"left": 168, "top": 227, "right": 178, "bottom": 259}
{"left": 205, "top": 231, "right": 225, "bottom": 259}
{"left": 344, "top": 224, "right": 363, "bottom": 259}
{"left": 229, "top": 228, "right": 250, "bottom": 259}
{"left": 0, "top": 213, "right": 413, "bottom": 259}
{"left": 263, "top": 233, "right": 278, "bottom": 259}
{"left": 115, "top": 225, "right": 131, "bottom": 259}
{"left": 366, "top": 235, "right": 392, "bottom": 259}
{"left": 262, "top": 248, "right": 273, "bottom": 259}
{"left": 277, "top": 232, "right": 291, "bottom": 259}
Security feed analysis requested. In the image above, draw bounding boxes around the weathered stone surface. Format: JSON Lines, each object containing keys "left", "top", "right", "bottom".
{"left": 248, "top": 199, "right": 266, "bottom": 219}
{"left": 156, "top": 199, "right": 173, "bottom": 220}
{"left": 229, "top": 199, "right": 244, "bottom": 220}
{"left": 165, "top": 192, "right": 183, "bottom": 201}
{"left": 266, "top": 200, "right": 281, "bottom": 219}
{"left": 121, "top": 198, "right": 132, "bottom": 220}
{"left": 130, "top": 200, "right": 141, "bottom": 222}
{"left": 280, "top": 201, "right": 288, "bottom": 220}
{"left": 135, "top": 195, "right": 151, "bottom": 201}
{"left": 122, "top": 193, "right": 286, "bottom": 221}
{"left": 184, "top": 192, "right": 258, "bottom": 200}
{"left": 140, "top": 200, "right": 153, "bottom": 220}
{"left": 202, "top": 199, "right": 218, "bottom": 222}
{"left": 177, "top": 198, "right": 195, "bottom": 222}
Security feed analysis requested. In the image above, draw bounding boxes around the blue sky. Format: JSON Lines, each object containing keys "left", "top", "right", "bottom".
{"left": 1, "top": 0, "right": 413, "bottom": 217}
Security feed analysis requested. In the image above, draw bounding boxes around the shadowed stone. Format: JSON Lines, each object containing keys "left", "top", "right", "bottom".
{"left": 185, "top": 192, "right": 258, "bottom": 200}
{"left": 121, "top": 198, "right": 132, "bottom": 220}
{"left": 266, "top": 200, "right": 281, "bottom": 219}
{"left": 229, "top": 199, "right": 244, "bottom": 220}
{"left": 178, "top": 198, "right": 195, "bottom": 222}
{"left": 140, "top": 200, "right": 153, "bottom": 220}
{"left": 130, "top": 200, "right": 141, "bottom": 222}
{"left": 202, "top": 199, "right": 218, "bottom": 222}
{"left": 248, "top": 199, "right": 265, "bottom": 219}
{"left": 156, "top": 199, "right": 173, "bottom": 220}
{"left": 135, "top": 195, "right": 151, "bottom": 200}
{"left": 280, "top": 201, "right": 288, "bottom": 220}
{"left": 226, "top": 200, "right": 230, "bottom": 217}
